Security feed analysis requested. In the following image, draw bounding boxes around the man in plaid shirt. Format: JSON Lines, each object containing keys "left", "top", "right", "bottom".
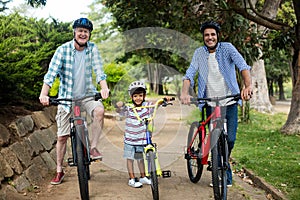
{"left": 39, "top": 18, "right": 109, "bottom": 185}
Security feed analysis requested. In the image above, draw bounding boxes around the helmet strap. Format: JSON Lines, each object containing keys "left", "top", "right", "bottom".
{"left": 74, "top": 38, "right": 87, "bottom": 48}
{"left": 132, "top": 98, "right": 145, "bottom": 107}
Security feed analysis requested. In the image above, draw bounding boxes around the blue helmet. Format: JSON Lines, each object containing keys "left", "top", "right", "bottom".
{"left": 72, "top": 18, "right": 93, "bottom": 32}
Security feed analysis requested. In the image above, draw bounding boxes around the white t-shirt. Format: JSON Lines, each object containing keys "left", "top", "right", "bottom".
{"left": 206, "top": 52, "right": 232, "bottom": 106}
{"left": 73, "top": 49, "right": 86, "bottom": 98}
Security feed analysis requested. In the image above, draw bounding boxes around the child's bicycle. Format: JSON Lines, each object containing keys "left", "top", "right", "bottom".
{"left": 50, "top": 93, "right": 103, "bottom": 200}
{"left": 131, "top": 97, "right": 175, "bottom": 200}
{"left": 184, "top": 94, "right": 241, "bottom": 200}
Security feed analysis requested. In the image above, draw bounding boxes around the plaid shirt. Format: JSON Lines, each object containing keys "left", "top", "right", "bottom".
{"left": 183, "top": 42, "right": 251, "bottom": 99}
{"left": 43, "top": 39, "right": 107, "bottom": 112}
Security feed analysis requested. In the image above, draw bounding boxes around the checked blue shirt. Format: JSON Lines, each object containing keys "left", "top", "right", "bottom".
{"left": 183, "top": 42, "right": 251, "bottom": 100}
{"left": 43, "top": 39, "right": 107, "bottom": 112}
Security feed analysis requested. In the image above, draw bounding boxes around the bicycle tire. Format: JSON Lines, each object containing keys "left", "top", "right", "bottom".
{"left": 148, "top": 150, "right": 159, "bottom": 200}
{"left": 186, "top": 121, "right": 203, "bottom": 183}
{"left": 75, "top": 124, "right": 89, "bottom": 200}
{"left": 211, "top": 129, "right": 228, "bottom": 200}
{"left": 84, "top": 131, "right": 91, "bottom": 181}
{"left": 220, "top": 131, "right": 228, "bottom": 199}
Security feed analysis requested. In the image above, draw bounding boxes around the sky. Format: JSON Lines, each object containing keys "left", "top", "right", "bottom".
{"left": 8, "top": 0, "right": 94, "bottom": 22}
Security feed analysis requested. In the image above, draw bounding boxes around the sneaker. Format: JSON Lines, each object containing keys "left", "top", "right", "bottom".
{"left": 90, "top": 148, "right": 103, "bottom": 160}
{"left": 139, "top": 177, "right": 151, "bottom": 185}
{"left": 50, "top": 172, "right": 65, "bottom": 185}
{"left": 128, "top": 178, "right": 143, "bottom": 188}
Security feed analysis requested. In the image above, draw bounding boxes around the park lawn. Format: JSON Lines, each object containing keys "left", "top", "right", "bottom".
{"left": 186, "top": 108, "right": 300, "bottom": 200}
{"left": 233, "top": 110, "right": 300, "bottom": 200}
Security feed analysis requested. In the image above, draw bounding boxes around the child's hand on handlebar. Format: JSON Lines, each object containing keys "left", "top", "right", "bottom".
{"left": 116, "top": 101, "right": 124, "bottom": 108}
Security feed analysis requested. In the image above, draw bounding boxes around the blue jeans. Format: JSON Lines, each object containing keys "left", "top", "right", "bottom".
{"left": 206, "top": 103, "right": 238, "bottom": 185}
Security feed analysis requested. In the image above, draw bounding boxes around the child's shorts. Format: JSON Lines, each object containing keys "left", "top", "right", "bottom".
{"left": 123, "top": 143, "right": 144, "bottom": 160}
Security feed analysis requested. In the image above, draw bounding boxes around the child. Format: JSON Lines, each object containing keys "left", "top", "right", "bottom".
{"left": 116, "top": 81, "right": 153, "bottom": 188}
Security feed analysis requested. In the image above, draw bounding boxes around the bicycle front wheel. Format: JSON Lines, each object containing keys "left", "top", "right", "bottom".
{"left": 148, "top": 150, "right": 159, "bottom": 200}
{"left": 186, "top": 121, "right": 203, "bottom": 183}
{"left": 211, "top": 129, "right": 228, "bottom": 200}
{"left": 75, "top": 124, "right": 89, "bottom": 200}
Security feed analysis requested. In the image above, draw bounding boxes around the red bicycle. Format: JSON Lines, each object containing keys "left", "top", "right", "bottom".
{"left": 184, "top": 94, "right": 241, "bottom": 200}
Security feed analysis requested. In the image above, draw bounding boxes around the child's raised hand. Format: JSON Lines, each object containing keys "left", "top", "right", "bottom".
{"left": 116, "top": 101, "right": 124, "bottom": 108}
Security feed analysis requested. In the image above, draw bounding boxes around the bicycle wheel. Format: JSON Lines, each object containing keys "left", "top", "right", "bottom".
{"left": 211, "top": 129, "right": 228, "bottom": 200}
{"left": 75, "top": 124, "right": 89, "bottom": 200}
{"left": 148, "top": 150, "right": 159, "bottom": 200}
{"left": 186, "top": 121, "right": 203, "bottom": 183}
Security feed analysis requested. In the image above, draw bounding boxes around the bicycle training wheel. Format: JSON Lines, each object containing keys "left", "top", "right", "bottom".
{"left": 75, "top": 124, "right": 90, "bottom": 200}
{"left": 148, "top": 150, "right": 159, "bottom": 200}
{"left": 186, "top": 121, "right": 203, "bottom": 183}
{"left": 211, "top": 129, "right": 228, "bottom": 200}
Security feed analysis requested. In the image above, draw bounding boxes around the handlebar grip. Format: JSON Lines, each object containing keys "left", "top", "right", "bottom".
{"left": 49, "top": 98, "right": 59, "bottom": 106}
{"left": 95, "top": 93, "right": 102, "bottom": 101}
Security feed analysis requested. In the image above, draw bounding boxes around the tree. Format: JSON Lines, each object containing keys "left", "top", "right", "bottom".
{"left": 227, "top": 0, "right": 299, "bottom": 134}
{"left": 0, "top": 13, "right": 72, "bottom": 106}
{"left": 101, "top": 0, "right": 300, "bottom": 134}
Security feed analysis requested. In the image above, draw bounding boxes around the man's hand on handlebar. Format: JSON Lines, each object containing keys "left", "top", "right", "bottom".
{"left": 241, "top": 86, "right": 253, "bottom": 101}
{"left": 39, "top": 95, "right": 49, "bottom": 106}
{"left": 100, "top": 88, "right": 110, "bottom": 99}
{"left": 180, "top": 93, "right": 191, "bottom": 105}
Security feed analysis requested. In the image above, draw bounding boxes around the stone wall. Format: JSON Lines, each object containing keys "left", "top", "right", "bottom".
{"left": 0, "top": 106, "right": 58, "bottom": 197}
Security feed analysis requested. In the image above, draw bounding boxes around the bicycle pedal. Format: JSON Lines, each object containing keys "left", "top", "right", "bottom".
{"left": 91, "top": 157, "right": 103, "bottom": 162}
{"left": 67, "top": 158, "right": 76, "bottom": 166}
{"left": 162, "top": 170, "right": 171, "bottom": 178}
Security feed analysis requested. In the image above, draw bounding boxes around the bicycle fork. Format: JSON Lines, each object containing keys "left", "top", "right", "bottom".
{"left": 143, "top": 144, "right": 162, "bottom": 177}
{"left": 68, "top": 117, "right": 90, "bottom": 166}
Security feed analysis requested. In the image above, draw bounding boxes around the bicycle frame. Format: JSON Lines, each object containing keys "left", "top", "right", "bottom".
{"left": 185, "top": 94, "right": 240, "bottom": 200}
{"left": 186, "top": 103, "right": 223, "bottom": 162}
{"left": 130, "top": 98, "right": 167, "bottom": 177}
{"left": 130, "top": 97, "right": 174, "bottom": 200}
{"left": 50, "top": 93, "right": 102, "bottom": 200}
{"left": 69, "top": 99, "right": 91, "bottom": 166}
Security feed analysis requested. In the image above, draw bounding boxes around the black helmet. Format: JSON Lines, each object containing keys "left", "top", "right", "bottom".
{"left": 200, "top": 21, "right": 221, "bottom": 33}
{"left": 73, "top": 18, "right": 93, "bottom": 32}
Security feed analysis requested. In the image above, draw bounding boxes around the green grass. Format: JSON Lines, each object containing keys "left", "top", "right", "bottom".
{"left": 234, "top": 110, "right": 300, "bottom": 200}
{"left": 186, "top": 108, "right": 300, "bottom": 200}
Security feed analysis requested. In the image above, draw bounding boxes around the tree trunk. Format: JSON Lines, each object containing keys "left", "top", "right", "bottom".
{"left": 281, "top": 50, "right": 300, "bottom": 134}
{"left": 249, "top": 0, "right": 282, "bottom": 112}
{"left": 250, "top": 59, "right": 273, "bottom": 112}
{"left": 280, "top": 0, "right": 300, "bottom": 134}
{"left": 278, "top": 75, "right": 285, "bottom": 100}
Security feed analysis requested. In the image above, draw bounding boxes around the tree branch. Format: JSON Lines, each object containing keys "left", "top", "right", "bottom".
{"left": 247, "top": 0, "right": 288, "bottom": 27}
{"left": 232, "top": 5, "right": 289, "bottom": 31}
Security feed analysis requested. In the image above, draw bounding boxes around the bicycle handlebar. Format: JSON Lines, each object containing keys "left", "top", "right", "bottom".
{"left": 49, "top": 93, "right": 102, "bottom": 106}
{"left": 190, "top": 94, "right": 241, "bottom": 105}
{"left": 131, "top": 97, "right": 175, "bottom": 123}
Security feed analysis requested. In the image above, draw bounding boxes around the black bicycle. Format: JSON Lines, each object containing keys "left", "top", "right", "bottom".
{"left": 50, "top": 93, "right": 102, "bottom": 200}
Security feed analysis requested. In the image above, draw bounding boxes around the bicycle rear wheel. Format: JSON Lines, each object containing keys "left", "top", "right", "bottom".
{"left": 148, "top": 150, "right": 159, "bottom": 200}
{"left": 75, "top": 124, "right": 90, "bottom": 200}
{"left": 211, "top": 129, "right": 228, "bottom": 200}
{"left": 186, "top": 121, "right": 203, "bottom": 183}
